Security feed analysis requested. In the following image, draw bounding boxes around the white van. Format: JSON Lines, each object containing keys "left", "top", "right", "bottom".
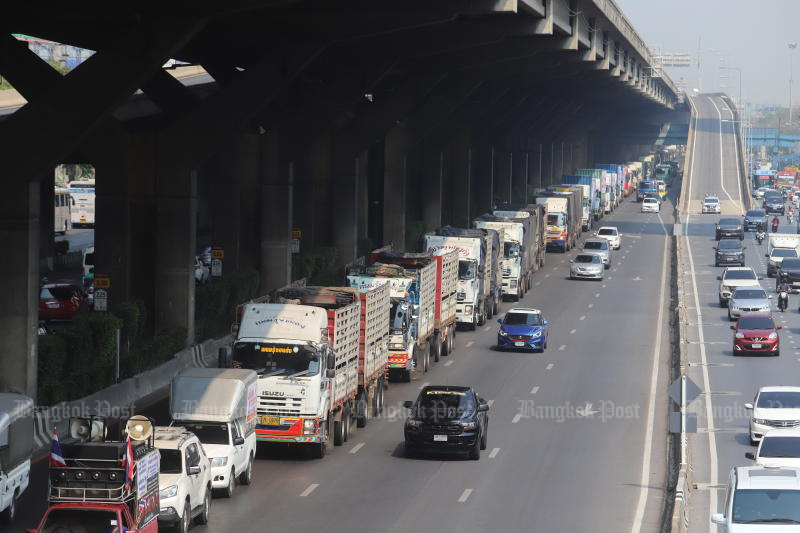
{"left": 82, "top": 245, "right": 94, "bottom": 279}
{"left": 0, "top": 394, "right": 34, "bottom": 522}
{"left": 170, "top": 368, "right": 257, "bottom": 498}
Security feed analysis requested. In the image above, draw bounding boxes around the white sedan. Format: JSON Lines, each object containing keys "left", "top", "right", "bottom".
{"left": 746, "top": 428, "right": 800, "bottom": 468}
{"left": 594, "top": 226, "right": 621, "bottom": 250}
{"left": 641, "top": 197, "right": 660, "bottom": 213}
{"left": 702, "top": 196, "right": 721, "bottom": 214}
{"left": 746, "top": 386, "right": 800, "bottom": 445}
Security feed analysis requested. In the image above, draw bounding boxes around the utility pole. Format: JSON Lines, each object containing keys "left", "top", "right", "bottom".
{"left": 790, "top": 43, "right": 797, "bottom": 124}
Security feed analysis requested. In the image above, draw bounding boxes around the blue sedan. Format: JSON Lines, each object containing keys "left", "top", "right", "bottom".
{"left": 497, "top": 308, "right": 549, "bottom": 352}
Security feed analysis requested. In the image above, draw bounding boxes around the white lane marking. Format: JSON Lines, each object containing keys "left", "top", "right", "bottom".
{"left": 483, "top": 326, "right": 491, "bottom": 332}
{"left": 458, "top": 489, "right": 473, "bottom": 503}
{"left": 349, "top": 442, "right": 365, "bottom": 454}
{"left": 602, "top": 284, "right": 607, "bottom": 288}
{"left": 588, "top": 303, "right": 594, "bottom": 308}
{"left": 487, "top": 399, "right": 494, "bottom": 407}
{"left": 300, "top": 483, "right": 319, "bottom": 497}
{"left": 545, "top": 273, "right": 550, "bottom": 278}
{"left": 709, "top": 97, "right": 741, "bottom": 213}
{"left": 608, "top": 276, "right": 613, "bottom": 280}
{"left": 466, "top": 341, "right": 474, "bottom": 348}
{"left": 570, "top": 328, "right": 576, "bottom": 334}
{"left": 444, "top": 360, "right": 454, "bottom": 366}
{"left": 489, "top": 448, "right": 500, "bottom": 459}
{"left": 531, "top": 386, "right": 540, "bottom": 394}
{"left": 579, "top": 315, "right": 586, "bottom": 320}
{"left": 546, "top": 363, "right": 555, "bottom": 370}
{"left": 595, "top": 293, "right": 600, "bottom": 298}
{"left": 418, "top": 381, "right": 430, "bottom": 390}
{"left": 630, "top": 175, "right": 672, "bottom": 533}
{"left": 512, "top": 413, "right": 522, "bottom": 424}
{"left": 535, "top": 281, "right": 541, "bottom": 286}
{"left": 613, "top": 268, "right": 618, "bottom": 272}
{"left": 557, "top": 345, "right": 565, "bottom": 352}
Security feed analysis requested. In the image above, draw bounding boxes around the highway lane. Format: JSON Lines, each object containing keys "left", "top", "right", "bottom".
{"left": 13, "top": 190, "right": 674, "bottom": 533}
{"left": 682, "top": 94, "right": 800, "bottom": 531}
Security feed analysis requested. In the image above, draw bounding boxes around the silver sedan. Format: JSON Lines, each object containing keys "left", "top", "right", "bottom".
{"left": 728, "top": 287, "right": 772, "bottom": 321}
{"left": 570, "top": 253, "right": 604, "bottom": 280}
{"left": 582, "top": 239, "right": 611, "bottom": 269}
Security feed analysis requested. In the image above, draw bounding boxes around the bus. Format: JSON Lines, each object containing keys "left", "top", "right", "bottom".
{"left": 54, "top": 187, "right": 72, "bottom": 235}
{"left": 68, "top": 179, "right": 95, "bottom": 227}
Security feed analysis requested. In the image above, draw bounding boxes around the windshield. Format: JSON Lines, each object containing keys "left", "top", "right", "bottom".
{"left": 746, "top": 210, "right": 766, "bottom": 217}
{"left": 732, "top": 489, "right": 800, "bottom": 524}
{"left": 414, "top": 390, "right": 475, "bottom": 421}
{"left": 644, "top": 198, "right": 657, "bottom": 204}
{"left": 42, "top": 509, "right": 119, "bottom": 533}
{"left": 724, "top": 270, "right": 756, "bottom": 280}
{"left": 233, "top": 342, "right": 321, "bottom": 376}
{"left": 757, "top": 392, "right": 800, "bottom": 409}
{"left": 390, "top": 300, "right": 409, "bottom": 335}
{"left": 718, "top": 240, "right": 742, "bottom": 250}
{"left": 773, "top": 249, "right": 799, "bottom": 258}
{"left": 640, "top": 181, "right": 655, "bottom": 189}
{"left": 782, "top": 259, "right": 800, "bottom": 269}
{"left": 503, "top": 313, "right": 542, "bottom": 326}
{"left": 180, "top": 422, "right": 230, "bottom": 445}
{"left": 459, "top": 260, "right": 477, "bottom": 280}
{"left": 504, "top": 241, "right": 520, "bottom": 258}
{"left": 719, "top": 218, "right": 740, "bottom": 226}
{"left": 40, "top": 287, "right": 74, "bottom": 300}
{"left": 704, "top": 199, "right": 718, "bottom": 204}
{"left": 547, "top": 214, "right": 565, "bottom": 226}
{"left": 583, "top": 241, "right": 607, "bottom": 250}
{"left": 733, "top": 289, "right": 767, "bottom": 300}
{"left": 738, "top": 316, "right": 775, "bottom": 330}
{"left": 84, "top": 252, "right": 95, "bottom": 266}
{"left": 760, "top": 437, "right": 800, "bottom": 458}
{"left": 598, "top": 228, "right": 617, "bottom": 236}
{"left": 159, "top": 448, "right": 182, "bottom": 474}
{"left": 575, "top": 255, "right": 600, "bottom": 264}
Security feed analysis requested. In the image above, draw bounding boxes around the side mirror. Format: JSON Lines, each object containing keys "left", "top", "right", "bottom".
{"left": 478, "top": 403, "right": 490, "bottom": 412}
{"left": 188, "top": 465, "right": 201, "bottom": 475}
{"left": 711, "top": 513, "right": 726, "bottom": 526}
{"left": 729, "top": 325, "right": 736, "bottom": 330}
{"left": 497, "top": 319, "right": 502, "bottom": 323}
{"left": 745, "top": 452, "right": 755, "bottom": 460}
{"left": 233, "top": 436, "right": 245, "bottom": 446}
{"left": 777, "top": 325, "right": 783, "bottom": 329}
{"left": 766, "top": 254, "right": 770, "bottom": 257}
{"left": 327, "top": 357, "right": 335, "bottom": 370}
{"left": 713, "top": 247, "right": 717, "bottom": 250}
{"left": 743, "top": 246, "right": 747, "bottom": 250}
{"left": 758, "top": 276, "right": 763, "bottom": 280}
{"left": 230, "top": 323, "right": 239, "bottom": 335}
{"left": 403, "top": 400, "right": 414, "bottom": 409}
{"left": 769, "top": 295, "right": 774, "bottom": 299}
{"left": 745, "top": 403, "right": 753, "bottom": 410}
{"left": 717, "top": 276, "right": 722, "bottom": 280}
{"left": 326, "top": 368, "right": 336, "bottom": 378}
{"left": 543, "top": 320, "right": 549, "bottom": 325}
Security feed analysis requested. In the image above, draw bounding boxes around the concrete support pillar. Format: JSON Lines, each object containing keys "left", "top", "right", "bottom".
{"left": 309, "top": 135, "right": 333, "bottom": 249}
{"left": 332, "top": 140, "right": 359, "bottom": 267}
{"left": 356, "top": 150, "right": 370, "bottom": 256}
{"left": 0, "top": 182, "right": 40, "bottom": 395}
{"left": 471, "top": 143, "right": 493, "bottom": 217}
{"left": 39, "top": 179, "right": 55, "bottom": 269}
{"left": 94, "top": 161, "right": 133, "bottom": 307}
{"left": 448, "top": 132, "right": 471, "bottom": 228}
{"left": 260, "top": 132, "right": 293, "bottom": 291}
{"left": 422, "top": 149, "right": 444, "bottom": 232}
{"left": 494, "top": 149, "right": 512, "bottom": 205}
{"left": 512, "top": 151, "right": 529, "bottom": 204}
{"left": 154, "top": 168, "right": 197, "bottom": 346}
{"left": 383, "top": 122, "right": 408, "bottom": 249}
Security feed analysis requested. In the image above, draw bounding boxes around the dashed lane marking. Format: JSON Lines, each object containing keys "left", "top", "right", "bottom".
{"left": 444, "top": 360, "right": 454, "bottom": 366}
{"left": 300, "top": 484, "right": 319, "bottom": 497}
{"left": 546, "top": 363, "right": 555, "bottom": 369}
{"left": 570, "top": 328, "right": 576, "bottom": 334}
{"left": 489, "top": 448, "right": 500, "bottom": 459}
{"left": 531, "top": 386, "right": 540, "bottom": 394}
{"left": 487, "top": 400, "right": 495, "bottom": 407}
{"left": 512, "top": 413, "right": 522, "bottom": 424}
{"left": 466, "top": 341, "right": 474, "bottom": 348}
{"left": 588, "top": 303, "right": 594, "bottom": 308}
{"left": 458, "top": 489, "right": 473, "bottom": 503}
{"left": 349, "top": 443, "right": 365, "bottom": 454}
{"left": 579, "top": 315, "right": 586, "bottom": 320}
{"left": 418, "top": 382, "right": 430, "bottom": 390}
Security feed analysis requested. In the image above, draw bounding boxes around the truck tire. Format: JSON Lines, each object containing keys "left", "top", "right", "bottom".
{"left": 432, "top": 336, "right": 441, "bottom": 363}
{"left": 334, "top": 409, "right": 345, "bottom": 446}
{"left": 221, "top": 468, "right": 235, "bottom": 498}
{"left": 376, "top": 377, "right": 385, "bottom": 413}
{"left": 492, "top": 296, "right": 499, "bottom": 316}
{"left": 0, "top": 495, "right": 15, "bottom": 523}
{"left": 356, "top": 390, "right": 369, "bottom": 428}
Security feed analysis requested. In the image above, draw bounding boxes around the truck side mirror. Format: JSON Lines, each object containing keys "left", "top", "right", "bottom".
{"left": 497, "top": 319, "right": 502, "bottom": 323}
{"left": 326, "top": 368, "right": 335, "bottom": 378}
{"left": 327, "top": 356, "right": 335, "bottom": 370}
{"left": 233, "top": 436, "right": 245, "bottom": 446}
{"left": 230, "top": 323, "right": 239, "bottom": 335}
{"left": 403, "top": 401, "right": 414, "bottom": 409}
{"left": 745, "top": 452, "right": 755, "bottom": 460}
{"left": 188, "top": 465, "right": 201, "bottom": 475}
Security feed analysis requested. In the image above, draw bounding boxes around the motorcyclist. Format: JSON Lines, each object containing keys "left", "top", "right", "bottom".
{"left": 756, "top": 226, "right": 766, "bottom": 244}
{"left": 789, "top": 206, "right": 795, "bottom": 223}
{"left": 777, "top": 275, "right": 791, "bottom": 312}
{"left": 772, "top": 216, "right": 780, "bottom": 233}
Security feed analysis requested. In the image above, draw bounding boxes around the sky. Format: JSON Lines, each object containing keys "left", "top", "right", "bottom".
{"left": 616, "top": 0, "right": 800, "bottom": 106}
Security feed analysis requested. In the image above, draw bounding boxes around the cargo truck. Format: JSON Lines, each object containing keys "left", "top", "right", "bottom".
{"left": 232, "top": 286, "right": 362, "bottom": 458}
{"left": 533, "top": 195, "right": 577, "bottom": 252}
{"left": 562, "top": 175, "right": 601, "bottom": 229}
{"left": 475, "top": 215, "right": 531, "bottom": 301}
{"left": 0, "top": 394, "right": 33, "bottom": 522}
{"left": 637, "top": 179, "right": 658, "bottom": 202}
{"left": 29, "top": 416, "right": 161, "bottom": 533}
{"left": 425, "top": 227, "right": 497, "bottom": 330}
{"left": 597, "top": 164, "right": 625, "bottom": 205}
{"left": 493, "top": 203, "right": 547, "bottom": 271}
{"left": 548, "top": 185, "right": 585, "bottom": 237}
{"left": 576, "top": 169, "right": 608, "bottom": 215}
{"left": 766, "top": 234, "right": 800, "bottom": 277}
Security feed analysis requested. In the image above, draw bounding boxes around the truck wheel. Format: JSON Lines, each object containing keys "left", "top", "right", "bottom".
{"left": 0, "top": 495, "right": 15, "bottom": 523}
{"left": 356, "top": 391, "right": 369, "bottom": 428}
{"left": 492, "top": 297, "right": 499, "bottom": 316}
{"left": 432, "top": 336, "right": 441, "bottom": 363}
{"left": 343, "top": 405, "right": 352, "bottom": 441}
{"left": 402, "top": 369, "right": 412, "bottom": 382}
{"left": 221, "top": 468, "right": 235, "bottom": 498}
{"left": 377, "top": 378, "right": 385, "bottom": 413}
{"left": 195, "top": 487, "right": 211, "bottom": 524}
{"left": 334, "top": 411, "right": 345, "bottom": 446}
{"left": 239, "top": 453, "right": 254, "bottom": 485}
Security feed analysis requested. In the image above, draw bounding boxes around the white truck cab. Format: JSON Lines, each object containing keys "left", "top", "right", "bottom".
{"left": 0, "top": 393, "right": 33, "bottom": 523}
{"left": 155, "top": 426, "right": 212, "bottom": 532}
{"left": 170, "top": 368, "right": 258, "bottom": 498}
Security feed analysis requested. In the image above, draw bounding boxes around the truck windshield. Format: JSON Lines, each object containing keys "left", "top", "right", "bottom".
{"left": 546, "top": 214, "right": 565, "bottom": 226}
{"left": 459, "top": 260, "right": 476, "bottom": 280}
{"left": 159, "top": 449, "right": 182, "bottom": 474}
{"left": 772, "top": 249, "right": 798, "bottom": 258}
{"left": 504, "top": 242, "right": 520, "bottom": 258}
{"left": 389, "top": 300, "right": 409, "bottom": 335}
{"left": 640, "top": 181, "right": 655, "bottom": 189}
{"left": 180, "top": 422, "right": 230, "bottom": 445}
{"left": 42, "top": 508, "right": 118, "bottom": 533}
{"left": 732, "top": 489, "right": 800, "bottom": 524}
{"left": 233, "top": 342, "right": 321, "bottom": 376}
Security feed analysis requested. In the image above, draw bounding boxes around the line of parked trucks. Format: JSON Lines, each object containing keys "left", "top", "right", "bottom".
{"left": 3, "top": 157, "right": 651, "bottom": 531}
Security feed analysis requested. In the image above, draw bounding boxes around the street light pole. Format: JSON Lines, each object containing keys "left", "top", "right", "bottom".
{"left": 790, "top": 43, "right": 797, "bottom": 124}
{"left": 720, "top": 66, "right": 742, "bottom": 110}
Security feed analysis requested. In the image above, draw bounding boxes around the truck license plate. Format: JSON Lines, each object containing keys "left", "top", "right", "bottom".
{"left": 260, "top": 416, "right": 280, "bottom": 426}
{"left": 515, "top": 342, "right": 525, "bottom": 347}
{"left": 751, "top": 344, "right": 762, "bottom": 349}
{"left": 433, "top": 435, "right": 447, "bottom": 442}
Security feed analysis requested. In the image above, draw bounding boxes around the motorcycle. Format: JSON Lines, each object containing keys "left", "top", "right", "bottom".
{"left": 778, "top": 290, "right": 789, "bottom": 312}
{"left": 756, "top": 231, "right": 765, "bottom": 245}
{"left": 789, "top": 212, "right": 795, "bottom": 225}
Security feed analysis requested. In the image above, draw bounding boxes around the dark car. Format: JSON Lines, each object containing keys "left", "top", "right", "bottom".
{"left": 714, "top": 239, "right": 746, "bottom": 267}
{"left": 404, "top": 385, "right": 489, "bottom": 460}
{"left": 763, "top": 193, "right": 785, "bottom": 214}
{"left": 715, "top": 217, "right": 744, "bottom": 240}
{"left": 777, "top": 258, "right": 800, "bottom": 291}
{"left": 38, "top": 283, "right": 87, "bottom": 321}
{"left": 731, "top": 314, "right": 781, "bottom": 356}
{"left": 743, "top": 209, "right": 768, "bottom": 231}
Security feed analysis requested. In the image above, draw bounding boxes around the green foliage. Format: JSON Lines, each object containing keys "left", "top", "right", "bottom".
{"left": 195, "top": 269, "right": 261, "bottom": 342}
{"left": 0, "top": 77, "right": 12, "bottom": 91}
{"left": 291, "top": 247, "right": 339, "bottom": 286}
{"left": 47, "top": 59, "right": 70, "bottom": 76}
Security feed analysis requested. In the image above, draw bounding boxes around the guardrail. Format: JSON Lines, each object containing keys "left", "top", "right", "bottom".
{"left": 720, "top": 95, "right": 752, "bottom": 211}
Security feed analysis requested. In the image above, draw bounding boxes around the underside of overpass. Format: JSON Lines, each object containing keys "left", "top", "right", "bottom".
{"left": 1, "top": 1, "right": 685, "bottom": 396}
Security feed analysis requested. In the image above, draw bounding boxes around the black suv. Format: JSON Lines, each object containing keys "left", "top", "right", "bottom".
{"left": 777, "top": 258, "right": 800, "bottom": 291}
{"left": 404, "top": 385, "right": 489, "bottom": 460}
{"left": 763, "top": 193, "right": 785, "bottom": 214}
{"left": 715, "top": 217, "right": 744, "bottom": 240}
{"left": 743, "top": 209, "right": 767, "bottom": 231}
{"left": 714, "top": 239, "right": 745, "bottom": 267}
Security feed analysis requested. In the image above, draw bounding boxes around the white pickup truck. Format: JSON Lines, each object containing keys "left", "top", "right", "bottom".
{"left": 0, "top": 393, "right": 33, "bottom": 523}
{"left": 766, "top": 234, "right": 800, "bottom": 278}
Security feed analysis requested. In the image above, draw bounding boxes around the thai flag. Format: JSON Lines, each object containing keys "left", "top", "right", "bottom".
{"left": 122, "top": 435, "right": 134, "bottom": 490}
{"left": 49, "top": 429, "right": 66, "bottom": 467}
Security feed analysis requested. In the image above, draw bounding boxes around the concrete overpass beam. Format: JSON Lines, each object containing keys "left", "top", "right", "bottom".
{"left": 0, "top": 182, "right": 39, "bottom": 396}
{"left": 383, "top": 123, "right": 409, "bottom": 249}
{"left": 422, "top": 149, "right": 444, "bottom": 232}
{"left": 512, "top": 149, "right": 530, "bottom": 203}
{"left": 472, "top": 143, "right": 494, "bottom": 218}
{"left": 494, "top": 148, "right": 512, "bottom": 205}
{"left": 447, "top": 131, "right": 472, "bottom": 228}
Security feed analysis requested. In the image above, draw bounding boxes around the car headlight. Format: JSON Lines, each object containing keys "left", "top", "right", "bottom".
{"left": 210, "top": 457, "right": 228, "bottom": 467}
{"left": 735, "top": 332, "right": 744, "bottom": 339}
{"left": 46, "top": 302, "right": 61, "bottom": 308}
{"left": 303, "top": 418, "right": 317, "bottom": 435}
{"left": 531, "top": 330, "right": 542, "bottom": 338}
{"left": 498, "top": 330, "right": 508, "bottom": 337}
{"left": 389, "top": 343, "right": 405, "bottom": 350}
{"left": 769, "top": 332, "right": 778, "bottom": 339}
{"left": 159, "top": 484, "right": 178, "bottom": 499}
{"left": 406, "top": 419, "right": 422, "bottom": 429}
{"left": 465, "top": 305, "right": 473, "bottom": 314}
{"left": 753, "top": 418, "right": 768, "bottom": 425}
{"left": 460, "top": 421, "right": 477, "bottom": 430}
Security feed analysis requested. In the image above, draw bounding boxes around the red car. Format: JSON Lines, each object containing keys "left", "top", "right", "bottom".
{"left": 731, "top": 314, "right": 781, "bottom": 356}
{"left": 38, "top": 283, "right": 86, "bottom": 320}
